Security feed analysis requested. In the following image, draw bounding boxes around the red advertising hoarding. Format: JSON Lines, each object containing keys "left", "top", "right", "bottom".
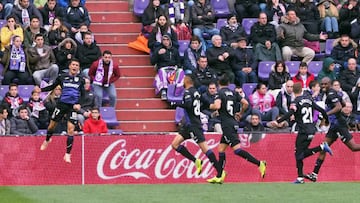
{"left": 1, "top": 133, "right": 360, "bottom": 185}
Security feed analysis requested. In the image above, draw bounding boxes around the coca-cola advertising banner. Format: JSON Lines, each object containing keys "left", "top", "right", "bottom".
{"left": 1, "top": 133, "right": 360, "bottom": 185}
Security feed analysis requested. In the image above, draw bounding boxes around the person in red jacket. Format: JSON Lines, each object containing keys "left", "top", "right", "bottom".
{"left": 292, "top": 62, "right": 315, "bottom": 90}
{"left": 83, "top": 107, "right": 108, "bottom": 134}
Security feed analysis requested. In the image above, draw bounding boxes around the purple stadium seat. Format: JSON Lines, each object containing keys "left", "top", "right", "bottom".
{"left": 242, "top": 18, "right": 257, "bottom": 35}
{"left": 167, "top": 84, "right": 184, "bottom": 103}
{"left": 0, "top": 85, "right": 9, "bottom": 98}
{"left": 216, "top": 18, "right": 227, "bottom": 30}
{"left": 18, "top": 85, "right": 34, "bottom": 102}
{"left": 242, "top": 83, "right": 257, "bottom": 97}
{"left": 108, "top": 129, "right": 123, "bottom": 135}
{"left": 134, "top": 0, "right": 150, "bottom": 17}
{"left": 258, "top": 61, "right": 275, "bottom": 81}
{"left": 285, "top": 61, "right": 301, "bottom": 77}
{"left": 175, "top": 107, "right": 185, "bottom": 124}
{"left": 308, "top": 61, "right": 323, "bottom": 77}
{"left": 36, "top": 130, "right": 47, "bottom": 135}
{"left": 100, "top": 107, "right": 120, "bottom": 128}
{"left": 325, "top": 39, "right": 335, "bottom": 56}
{"left": 228, "top": 83, "right": 236, "bottom": 90}
{"left": 178, "top": 40, "right": 189, "bottom": 57}
{"left": 210, "top": 0, "right": 230, "bottom": 18}
{"left": 0, "top": 20, "right": 6, "bottom": 29}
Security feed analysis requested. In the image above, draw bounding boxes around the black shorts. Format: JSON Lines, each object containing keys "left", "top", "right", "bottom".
{"left": 220, "top": 123, "right": 240, "bottom": 147}
{"left": 179, "top": 125, "right": 205, "bottom": 143}
{"left": 295, "top": 133, "right": 314, "bottom": 153}
{"left": 51, "top": 102, "right": 78, "bottom": 125}
{"left": 326, "top": 124, "right": 353, "bottom": 143}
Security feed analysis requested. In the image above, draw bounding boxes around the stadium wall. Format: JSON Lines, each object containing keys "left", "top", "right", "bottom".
{"left": 1, "top": 133, "right": 360, "bottom": 185}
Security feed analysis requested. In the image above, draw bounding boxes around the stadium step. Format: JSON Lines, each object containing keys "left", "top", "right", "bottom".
{"left": 91, "top": 12, "right": 138, "bottom": 23}
{"left": 115, "top": 76, "right": 154, "bottom": 88}
{"left": 120, "top": 66, "right": 155, "bottom": 77}
{"left": 117, "top": 109, "right": 175, "bottom": 121}
{"left": 119, "top": 121, "right": 177, "bottom": 133}
{"left": 91, "top": 23, "right": 141, "bottom": 33}
{"left": 117, "top": 88, "right": 155, "bottom": 99}
{"left": 116, "top": 98, "right": 169, "bottom": 109}
{"left": 113, "top": 55, "right": 150, "bottom": 66}
{"left": 99, "top": 44, "right": 145, "bottom": 55}
{"left": 86, "top": 1, "right": 130, "bottom": 12}
{"left": 95, "top": 33, "right": 139, "bottom": 44}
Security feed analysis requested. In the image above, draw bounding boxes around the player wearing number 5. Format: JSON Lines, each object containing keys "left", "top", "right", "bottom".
{"left": 275, "top": 82, "right": 333, "bottom": 184}
{"left": 208, "top": 74, "right": 267, "bottom": 183}
{"left": 171, "top": 75, "right": 224, "bottom": 183}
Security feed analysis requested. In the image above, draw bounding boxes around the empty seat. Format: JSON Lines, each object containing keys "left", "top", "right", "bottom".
{"left": 210, "top": 0, "right": 230, "bottom": 18}
{"left": 18, "top": 85, "right": 34, "bottom": 102}
{"left": 285, "top": 61, "right": 301, "bottom": 77}
{"left": 0, "top": 85, "right": 9, "bottom": 98}
{"left": 175, "top": 107, "right": 185, "bottom": 124}
{"left": 258, "top": 61, "right": 275, "bottom": 81}
{"left": 216, "top": 18, "right": 227, "bottom": 30}
{"left": 167, "top": 84, "right": 184, "bottom": 103}
{"left": 228, "top": 83, "right": 236, "bottom": 90}
{"left": 325, "top": 39, "right": 335, "bottom": 56}
{"left": 308, "top": 61, "right": 323, "bottom": 77}
{"left": 178, "top": 40, "right": 189, "bottom": 57}
{"left": 100, "top": 107, "right": 120, "bottom": 128}
{"left": 241, "top": 18, "right": 257, "bottom": 35}
{"left": 108, "top": 129, "right": 123, "bottom": 135}
{"left": 242, "top": 83, "right": 257, "bottom": 97}
{"left": 133, "top": 0, "right": 150, "bottom": 17}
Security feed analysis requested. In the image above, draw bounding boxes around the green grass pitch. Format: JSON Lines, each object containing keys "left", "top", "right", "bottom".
{"left": 1, "top": 182, "right": 359, "bottom": 203}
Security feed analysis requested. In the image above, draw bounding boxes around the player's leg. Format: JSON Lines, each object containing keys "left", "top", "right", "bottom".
{"left": 340, "top": 128, "right": 360, "bottom": 151}
{"left": 64, "top": 120, "right": 76, "bottom": 163}
{"left": 171, "top": 134, "right": 196, "bottom": 162}
{"left": 206, "top": 141, "right": 227, "bottom": 184}
{"left": 198, "top": 141, "right": 222, "bottom": 178}
{"left": 293, "top": 134, "right": 311, "bottom": 183}
{"left": 40, "top": 104, "right": 65, "bottom": 150}
{"left": 345, "top": 138, "right": 360, "bottom": 151}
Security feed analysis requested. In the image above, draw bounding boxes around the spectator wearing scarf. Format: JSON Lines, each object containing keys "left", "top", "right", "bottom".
{"left": 88, "top": 50, "right": 121, "bottom": 107}
{"left": 220, "top": 14, "right": 247, "bottom": 48}
{"left": 11, "top": 0, "right": 43, "bottom": 28}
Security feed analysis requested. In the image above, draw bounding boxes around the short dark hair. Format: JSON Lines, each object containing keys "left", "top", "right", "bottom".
{"left": 299, "top": 62, "right": 308, "bottom": 68}
{"left": 293, "top": 82, "right": 302, "bottom": 94}
{"left": 309, "top": 80, "right": 319, "bottom": 89}
{"left": 197, "top": 55, "right": 207, "bottom": 61}
{"left": 0, "top": 105, "right": 6, "bottom": 114}
{"left": 70, "top": 58, "right": 80, "bottom": 64}
{"left": 218, "top": 73, "right": 230, "bottom": 86}
{"left": 34, "top": 33, "right": 44, "bottom": 40}
{"left": 30, "top": 15, "right": 40, "bottom": 22}
{"left": 103, "top": 50, "right": 112, "bottom": 56}
{"left": 190, "top": 35, "right": 201, "bottom": 44}
{"left": 9, "top": 83, "right": 18, "bottom": 89}
{"left": 18, "top": 105, "right": 28, "bottom": 113}
{"left": 256, "top": 82, "right": 265, "bottom": 90}
{"left": 91, "top": 107, "right": 100, "bottom": 112}
{"left": 6, "top": 15, "right": 16, "bottom": 21}
{"left": 82, "top": 31, "right": 92, "bottom": 40}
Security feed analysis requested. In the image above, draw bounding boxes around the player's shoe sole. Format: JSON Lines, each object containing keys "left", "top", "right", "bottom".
{"left": 64, "top": 153, "right": 71, "bottom": 163}
{"left": 304, "top": 173, "right": 318, "bottom": 182}
{"left": 195, "top": 159, "right": 203, "bottom": 175}
{"left": 40, "top": 139, "right": 52, "bottom": 151}
{"left": 259, "top": 161, "right": 267, "bottom": 178}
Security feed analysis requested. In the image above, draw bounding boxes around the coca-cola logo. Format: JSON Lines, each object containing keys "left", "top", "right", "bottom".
{"left": 97, "top": 139, "right": 219, "bottom": 180}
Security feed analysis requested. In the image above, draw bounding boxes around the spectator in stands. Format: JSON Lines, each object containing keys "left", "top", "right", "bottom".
{"left": 10, "top": 105, "right": 38, "bottom": 135}
{"left": 56, "top": 37, "right": 77, "bottom": 73}
{"left": 64, "top": 0, "right": 90, "bottom": 36}
{"left": 268, "top": 61, "right": 292, "bottom": 91}
{"left": 305, "top": 80, "right": 322, "bottom": 102}
{"left": 330, "top": 34, "right": 358, "bottom": 71}
{"left": 77, "top": 77, "right": 96, "bottom": 126}
{"left": 23, "top": 16, "right": 49, "bottom": 48}
{"left": 277, "top": 9, "right": 327, "bottom": 64}
{"left": 48, "top": 17, "right": 69, "bottom": 47}
{"left": 264, "top": 0, "right": 286, "bottom": 28}
{"left": 57, "top": 0, "right": 86, "bottom": 8}
{"left": 148, "top": 14, "right": 178, "bottom": 52}
{"left": 338, "top": 58, "right": 360, "bottom": 95}
{"left": 88, "top": 50, "right": 120, "bottom": 107}
{"left": 292, "top": 62, "right": 315, "bottom": 90}
{"left": 333, "top": 79, "right": 351, "bottom": 103}
{"left": 1, "top": 83, "right": 24, "bottom": 118}
{"left": 74, "top": 23, "right": 94, "bottom": 45}
{"left": 1, "top": 35, "right": 31, "bottom": 85}
{"left": 244, "top": 113, "right": 265, "bottom": 132}
{"left": 351, "top": 78, "right": 360, "bottom": 118}
{"left": 0, "top": 105, "right": 10, "bottom": 135}
{"left": 40, "top": 0, "right": 65, "bottom": 31}
{"left": 27, "top": 33, "right": 59, "bottom": 85}
{"left": 206, "top": 35, "right": 235, "bottom": 83}
{"left": 339, "top": 0, "right": 360, "bottom": 35}
{"left": 219, "top": 14, "right": 247, "bottom": 49}
{"left": 151, "top": 34, "right": 183, "bottom": 100}
{"left": 0, "top": 15, "right": 24, "bottom": 51}
{"left": 2, "top": 0, "right": 15, "bottom": 20}
{"left": 83, "top": 107, "right": 108, "bottom": 134}
{"left": 317, "top": 57, "right": 337, "bottom": 82}
{"left": 27, "top": 90, "right": 49, "bottom": 129}
{"left": 167, "top": 0, "right": 191, "bottom": 36}
{"left": 341, "top": 101, "right": 358, "bottom": 131}
{"left": 76, "top": 31, "right": 101, "bottom": 76}
{"left": 11, "top": 0, "right": 43, "bottom": 28}
{"left": 183, "top": 35, "right": 205, "bottom": 73}
{"left": 234, "top": 0, "right": 260, "bottom": 22}
{"left": 251, "top": 12, "right": 282, "bottom": 62}
{"left": 249, "top": 82, "right": 279, "bottom": 122}
{"left": 200, "top": 82, "right": 222, "bottom": 133}
{"left": 276, "top": 80, "right": 295, "bottom": 119}
{"left": 232, "top": 37, "right": 258, "bottom": 87}
{"left": 191, "top": 0, "right": 219, "bottom": 51}
{"left": 317, "top": 0, "right": 339, "bottom": 39}
{"left": 192, "top": 55, "right": 217, "bottom": 93}
{"left": 141, "top": 0, "right": 167, "bottom": 35}
{"left": 288, "top": 0, "right": 320, "bottom": 34}
{"left": 44, "top": 85, "right": 66, "bottom": 133}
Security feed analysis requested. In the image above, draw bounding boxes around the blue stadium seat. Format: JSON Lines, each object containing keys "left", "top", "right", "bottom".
{"left": 133, "top": 0, "right": 150, "bottom": 17}
{"left": 108, "top": 129, "right": 123, "bottom": 135}
{"left": 258, "top": 61, "right": 275, "bottom": 81}
{"left": 100, "top": 107, "right": 120, "bottom": 128}
{"left": 210, "top": 0, "right": 231, "bottom": 18}
{"left": 242, "top": 18, "right": 257, "bottom": 35}
{"left": 285, "top": 61, "right": 301, "bottom": 77}
{"left": 308, "top": 61, "right": 323, "bottom": 78}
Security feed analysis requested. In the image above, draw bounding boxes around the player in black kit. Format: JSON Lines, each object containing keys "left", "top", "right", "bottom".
{"left": 305, "top": 77, "right": 360, "bottom": 182}
{"left": 171, "top": 75, "right": 224, "bottom": 182}
{"left": 38, "top": 59, "right": 85, "bottom": 163}
{"left": 208, "top": 74, "right": 266, "bottom": 183}
{"left": 276, "top": 82, "right": 333, "bottom": 184}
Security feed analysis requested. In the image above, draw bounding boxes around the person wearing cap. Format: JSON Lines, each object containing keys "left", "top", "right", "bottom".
{"left": 317, "top": 57, "right": 337, "bottom": 82}
{"left": 151, "top": 34, "right": 183, "bottom": 100}
{"left": 232, "top": 37, "right": 258, "bottom": 87}
{"left": 219, "top": 14, "right": 247, "bottom": 49}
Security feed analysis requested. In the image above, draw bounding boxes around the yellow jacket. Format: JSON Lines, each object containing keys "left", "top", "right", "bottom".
{"left": 0, "top": 25, "right": 24, "bottom": 51}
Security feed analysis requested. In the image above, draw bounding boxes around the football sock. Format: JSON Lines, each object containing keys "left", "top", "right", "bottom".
{"left": 205, "top": 150, "right": 221, "bottom": 177}
{"left": 66, "top": 136, "right": 74, "bottom": 154}
{"left": 234, "top": 148, "right": 260, "bottom": 166}
{"left": 176, "top": 145, "right": 196, "bottom": 162}
{"left": 313, "top": 158, "right": 324, "bottom": 174}
{"left": 218, "top": 152, "right": 226, "bottom": 171}
{"left": 46, "top": 130, "right": 53, "bottom": 141}
{"left": 303, "top": 146, "right": 322, "bottom": 158}
{"left": 296, "top": 160, "right": 304, "bottom": 177}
